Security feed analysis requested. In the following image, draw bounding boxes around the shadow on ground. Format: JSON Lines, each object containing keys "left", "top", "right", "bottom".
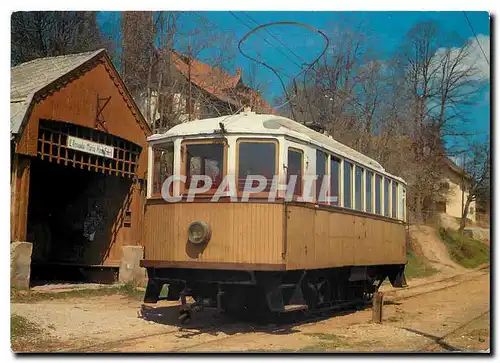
{"left": 138, "top": 302, "right": 371, "bottom": 338}
{"left": 403, "top": 327, "right": 461, "bottom": 352}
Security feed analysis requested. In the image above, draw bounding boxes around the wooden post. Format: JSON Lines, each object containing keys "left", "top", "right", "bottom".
{"left": 10, "top": 153, "right": 19, "bottom": 241}
{"left": 11, "top": 154, "right": 31, "bottom": 242}
{"left": 372, "top": 292, "right": 384, "bottom": 323}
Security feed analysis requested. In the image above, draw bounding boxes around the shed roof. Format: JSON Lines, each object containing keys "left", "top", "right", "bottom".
{"left": 10, "top": 49, "right": 148, "bottom": 137}
{"left": 148, "top": 111, "right": 406, "bottom": 183}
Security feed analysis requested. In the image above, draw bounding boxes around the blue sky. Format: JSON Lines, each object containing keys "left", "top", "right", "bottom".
{"left": 98, "top": 11, "right": 490, "bottom": 147}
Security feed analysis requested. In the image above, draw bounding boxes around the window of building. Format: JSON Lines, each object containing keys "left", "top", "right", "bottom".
{"left": 330, "top": 157, "right": 341, "bottom": 206}
{"left": 185, "top": 142, "right": 224, "bottom": 190}
{"left": 355, "top": 165, "right": 364, "bottom": 211}
{"left": 344, "top": 161, "right": 353, "bottom": 208}
{"left": 316, "top": 150, "right": 327, "bottom": 202}
{"left": 375, "top": 174, "right": 382, "bottom": 215}
{"left": 384, "top": 178, "right": 390, "bottom": 217}
{"left": 392, "top": 181, "right": 398, "bottom": 218}
{"left": 366, "top": 170, "right": 373, "bottom": 213}
{"left": 152, "top": 143, "right": 174, "bottom": 196}
{"left": 287, "top": 148, "right": 303, "bottom": 197}
{"left": 237, "top": 140, "right": 277, "bottom": 191}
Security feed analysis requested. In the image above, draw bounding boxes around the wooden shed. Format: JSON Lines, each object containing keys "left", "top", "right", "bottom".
{"left": 10, "top": 49, "right": 150, "bottom": 277}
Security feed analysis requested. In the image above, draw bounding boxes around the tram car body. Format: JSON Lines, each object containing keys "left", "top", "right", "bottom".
{"left": 141, "top": 110, "right": 408, "bottom": 318}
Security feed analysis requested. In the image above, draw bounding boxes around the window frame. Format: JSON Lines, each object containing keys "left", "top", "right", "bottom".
{"left": 392, "top": 180, "right": 398, "bottom": 219}
{"left": 330, "top": 155, "right": 341, "bottom": 206}
{"left": 316, "top": 149, "right": 329, "bottom": 204}
{"left": 287, "top": 147, "right": 304, "bottom": 199}
{"left": 180, "top": 138, "right": 228, "bottom": 196}
{"left": 375, "top": 173, "right": 382, "bottom": 215}
{"left": 235, "top": 138, "right": 279, "bottom": 198}
{"left": 401, "top": 185, "right": 407, "bottom": 221}
{"left": 151, "top": 143, "right": 175, "bottom": 198}
{"left": 354, "top": 164, "right": 364, "bottom": 212}
{"left": 365, "top": 169, "right": 374, "bottom": 213}
{"left": 343, "top": 160, "right": 353, "bottom": 209}
{"left": 383, "top": 177, "right": 391, "bottom": 217}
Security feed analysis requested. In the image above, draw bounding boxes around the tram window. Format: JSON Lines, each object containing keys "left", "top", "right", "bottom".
{"left": 365, "top": 170, "right": 373, "bottom": 213}
{"left": 152, "top": 143, "right": 174, "bottom": 196}
{"left": 238, "top": 141, "right": 277, "bottom": 191}
{"left": 186, "top": 142, "right": 224, "bottom": 189}
{"left": 344, "top": 161, "right": 353, "bottom": 209}
{"left": 399, "top": 186, "right": 406, "bottom": 221}
{"left": 330, "top": 157, "right": 341, "bottom": 206}
{"left": 375, "top": 174, "right": 382, "bottom": 215}
{"left": 355, "top": 165, "right": 363, "bottom": 211}
{"left": 316, "top": 150, "right": 327, "bottom": 202}
{"left": 392, "top": 181, "right": 398, "bottom": 218}
{"left": 287, "top": 148, "right": 303, "bottom": 197}
{"left": 384, "top": 178, "right": 390, "bottom": 217}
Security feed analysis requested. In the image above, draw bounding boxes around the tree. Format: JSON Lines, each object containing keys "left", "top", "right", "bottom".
{"left": 11, "top": 11, "right": 105, "bottom": 66}
{"left": 119, "top": 11, "right": 239, "bottom": 132}
{"left": 279, "top": 19, "right": 488, "bottom": 224}
{"left": 390, "top": 21, "right": 487, "bottom": 223}
{"left": 121, "top": 12, "right": 156, "bottom": 103}
{"left": 458, "top": 141, "right": 490, "bottom": 232}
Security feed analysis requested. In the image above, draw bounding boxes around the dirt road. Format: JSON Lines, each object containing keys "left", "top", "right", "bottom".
{"left": 11, "top": 267, "right": 490, "bottom": 353}
{"left": 409, "top": 225, "right": 465, "bottom": 274}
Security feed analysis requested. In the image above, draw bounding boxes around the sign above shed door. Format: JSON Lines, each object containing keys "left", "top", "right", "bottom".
{"left": 67, "top": 136, "right": 115, "bottom": 159}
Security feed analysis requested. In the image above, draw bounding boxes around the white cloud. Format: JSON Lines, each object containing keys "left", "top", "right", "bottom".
{"left": 466, "top": 34, "right": 490, "bottom": 80}
{"left": 433, "top": 34, "right": 490, "bottom": 82}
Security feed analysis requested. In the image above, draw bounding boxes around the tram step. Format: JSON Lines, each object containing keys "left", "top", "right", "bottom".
{"left": 283, "top": 304, "right": 308, "bottom": 312}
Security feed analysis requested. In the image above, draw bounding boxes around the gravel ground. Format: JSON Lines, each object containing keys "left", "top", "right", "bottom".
{"left": 11, "top": 268, "right": 490, "bottom": 353}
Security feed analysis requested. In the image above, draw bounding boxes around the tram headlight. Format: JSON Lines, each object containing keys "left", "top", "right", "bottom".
{"left": 188, "top": 221, "right": 211, "bottom": 245}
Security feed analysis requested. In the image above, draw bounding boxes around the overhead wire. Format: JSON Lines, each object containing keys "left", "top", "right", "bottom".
{"left": 241, "top": 12, "right": 310, "bottom": 67}
{"left": 188, "top": 11, "right": 300, "bottom": 122}
{"left": 190, "top": 13, "right": 330, "bottom": 123}
{"left": 240, "top": 13, "right": 327, "bottom": 124}
{"left": 237, "top": 21, "right": 329, "bottom": 121}
{"left": 463, "top": 11, "right": 490, "bottom": 66}
{"left": 229, "top": 11, "right": 304, "bottom": 72}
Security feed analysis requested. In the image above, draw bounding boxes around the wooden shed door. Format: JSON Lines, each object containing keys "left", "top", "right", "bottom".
{"left": 37, "top": 119, "right": 142, "bottom": 178}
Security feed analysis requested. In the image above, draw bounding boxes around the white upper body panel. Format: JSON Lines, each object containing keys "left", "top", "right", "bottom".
{"left": 148, "top": 111, "right": 406, "bottom": 184}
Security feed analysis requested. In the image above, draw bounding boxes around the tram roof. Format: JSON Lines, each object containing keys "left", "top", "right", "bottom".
{"left": 149, "top": 111, "right": 405, "bottom": 182}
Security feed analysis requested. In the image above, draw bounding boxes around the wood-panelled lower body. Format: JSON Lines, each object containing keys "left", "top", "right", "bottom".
{"left": 142, "top": 201, "right": 407, "bottom": 270}
{"left": 141, "top": 201, "right": 407, "bottom": 320}
{"left": 142, "top": 201, "right": 285, "bottom": 267}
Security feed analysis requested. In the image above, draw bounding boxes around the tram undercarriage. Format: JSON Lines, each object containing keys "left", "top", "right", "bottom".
{"left": 143, "top": 265, "right": 407, "bottom": 323}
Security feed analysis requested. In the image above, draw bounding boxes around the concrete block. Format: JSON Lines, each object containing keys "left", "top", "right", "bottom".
{"left": 11, "top": 242, "right": 33, "bottom": 290}
{"left": 118, "top": 245, "right": 147, "bottom": 287}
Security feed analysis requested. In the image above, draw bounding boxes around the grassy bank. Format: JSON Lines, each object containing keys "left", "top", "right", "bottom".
{"left": 11, "top": 314, "right": 43, "bottom": 341}
{"left": 11, "top": 314, "right": 48, "bottom": 352}
{"left": 438, "top": 228, "right": 490, "bottom": 269}
{"left": 405, "top": 250, "right": 438, "bottom": 279}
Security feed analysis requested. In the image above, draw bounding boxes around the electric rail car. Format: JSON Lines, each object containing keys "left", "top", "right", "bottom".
{"left": 140, "top": 110, "right": 408, "bottom": 322}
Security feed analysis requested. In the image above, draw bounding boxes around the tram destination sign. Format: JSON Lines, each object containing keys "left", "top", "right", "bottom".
{"left": 67, "top": 136, "right": 114, "bottom": 159}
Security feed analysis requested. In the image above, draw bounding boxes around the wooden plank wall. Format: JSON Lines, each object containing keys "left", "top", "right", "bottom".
{"left": 15, "top": 58, "right": 149, "bottom": 178}
{"left": 285, "top": 205, "right": 407, "bottom": 270}
{"left": 143, "top": 202, "right": 284, "bottom": 265}
{"left": 11, "top": 55, "right": 150, "bottom": 266}
{"left": 10, "top": 154, "right": 31, "bottom": 242}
